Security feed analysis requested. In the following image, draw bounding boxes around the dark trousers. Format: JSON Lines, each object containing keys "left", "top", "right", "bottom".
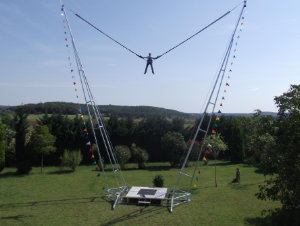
{"left": 144, "top": 62, "right": 154, "bottom": 74}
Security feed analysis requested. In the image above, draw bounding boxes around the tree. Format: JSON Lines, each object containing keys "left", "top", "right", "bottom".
{"left": 27, "top": 125, "right": 56, "bottom": 174}
{"left": 161, "top": 132, "right": 187, "bottom": 167}
{"left": 60, "top": 149, "right": 82, "bottom": 171}
{"left": 115, "top": 145, "right": 131, "bottom": 169}
{"left": 0, "top": 119, "right": 5, "bottom": 172}
{"left": 14, "top": 108, "right": 31, "bottom": 174}
{"left": 203, "top": 134, "right": 228, "bottom": 187}
{"left": 229, "top": 118, "right": 245, "bottom": 162}
{"left": 131, "top": 143, "right": 149, "bottom": 169}
{"left": 256, "top": 85, "right": 300, "bottom": 224}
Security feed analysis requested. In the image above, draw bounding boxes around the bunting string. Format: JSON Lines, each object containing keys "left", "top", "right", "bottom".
{"left": 61, "top": 9, "right": 104, "bottom": 190}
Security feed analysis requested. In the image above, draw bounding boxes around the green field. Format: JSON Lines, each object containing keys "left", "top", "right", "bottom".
{"left": 0, "top": 162, "right": 279, "bottom": 225}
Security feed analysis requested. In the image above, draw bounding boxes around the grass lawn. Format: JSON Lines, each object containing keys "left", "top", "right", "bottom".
{"left": 0, "top": 161, "right": 279, "bottom": 225}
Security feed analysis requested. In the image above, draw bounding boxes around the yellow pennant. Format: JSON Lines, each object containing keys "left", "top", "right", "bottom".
{"left": 216, "top": 117, "right": 220, "bottom": 121}
{"left": 193, "top": 184, "right": 197, "bottom": 189}
{"left": 203, "top": 156, "right": 207, "bottom": 161}
{"left": 91, "top": 154, "right": 95, "bottom": 159}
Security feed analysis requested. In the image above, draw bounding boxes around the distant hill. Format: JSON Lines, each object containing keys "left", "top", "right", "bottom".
{"left": 1, "top": 102, "right": 277, "bottom": 118}
{"left": 6, "top": 102, "right": 190, "bottom": 118}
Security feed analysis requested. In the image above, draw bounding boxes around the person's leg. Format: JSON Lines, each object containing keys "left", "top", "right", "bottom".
{"left": 150, "top": 63, "right": 154, "bottom": 74}
{"left": 144, "top": 63, "right": 149, "bottom": 74}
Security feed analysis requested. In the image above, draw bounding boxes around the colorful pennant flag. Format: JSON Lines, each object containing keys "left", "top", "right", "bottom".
{"left": 83, "top": 128, "right": 87, "bottom": 132}
{"left": 203, "top": 156, "right": 207, "bottom": 161}
{"left": 216, "top": 116, "right": 220, "bottom": 121}
{"left": 212, "top": 130, "right": 216, "bottom": 134}
{"left": 91, "top": 154, "right": 95, "bottom": 159}
{"left": 205, "top": 150, "right": 210, "bottom": 155}
{"left": 218, "top": 110, "right": 222, "bottom": 114}
{"left": 226, "top": 83, "right": 229, "bottom": 86}
{"left": 86, "top": 141, "right": 91, "bottom": 146}
{"left": 193, "top": 184, "right": 197, "bottom": 189}
{"left": 220, "top": 103, "right": 223, "bottom": 107}
{"left": 196, "top": 177, "right": 199, "bottom": 182}
{"left": 97, "top": 173, "right": 100, "bottom": 177}
{"left": 89, "top": 148, "right": 93, "bottom": 152}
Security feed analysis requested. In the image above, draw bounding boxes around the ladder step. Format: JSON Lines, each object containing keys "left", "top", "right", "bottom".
{"left": 180, "top": 172, "right": 192, "bottom": 178}
{"left": 86, "top": 100, "right": 95, "bottom": 104}
{"left": 199, "top": 129, "right": 207, "bottom": 133}
{"left": 209, "top": 102, "right": 215, "bottom": 106}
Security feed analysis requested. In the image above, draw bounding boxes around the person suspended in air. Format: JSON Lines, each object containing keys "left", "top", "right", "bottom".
{"left": 138, "top": 53, "right": 160, "bottom": 74}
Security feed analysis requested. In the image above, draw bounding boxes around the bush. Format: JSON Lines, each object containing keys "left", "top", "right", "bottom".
{"left": 115, "top": 145, "right": 131, "bottom": 169}
{"left": 153, "top": 174, "right": 164, "bottom": 187}
{"left": 60, "top": 149, "right": 82, "bottom": 171}
{"left": 131, "top": 143, "right": 149, "bottom": 169}
{"left": 161, "top": 132, "right": 187, "bottom": 167}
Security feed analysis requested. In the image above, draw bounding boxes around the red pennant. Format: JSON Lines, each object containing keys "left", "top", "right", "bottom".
{"left": 198, "top": 170, "right": 201, "bottom": 174}
{"left": 73, "top": 82, "right": 76, "bottom": 85}
{"left": 226, "top": 83, "right": 229, "bottom": 86}
{"left": 212, "top": 130, "right": 216, "bottom": 134}
{"left": 205, "top": 150, "right": 210, "bottom": 155}
{"left": 83, "top": 128, "right": 87, "bottom": 132}
{"left": 220, "top": 103, "right": 223, "bottom": 107}
{"left": 89, "top": 148, "right": 93, "bottom": 152}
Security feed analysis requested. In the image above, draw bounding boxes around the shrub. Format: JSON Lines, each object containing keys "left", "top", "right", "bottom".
{"left": 153, "top": 174, "right": 164, "bottom": 187}
{"left": 60, "top": 149, "right": 82, "bottom": 171}
{"left": 131, "top": 143, "right": 149, "bottom": 169}
{"left": 115, "top": 145, "right": 131, "bottom": 169}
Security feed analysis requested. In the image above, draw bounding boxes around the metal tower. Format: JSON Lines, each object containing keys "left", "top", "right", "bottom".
{"left": 169, "top": 1, "right": 247, "bottom": 212}
{"left": 61, "top": 3, "right": 128, "bottom": 210}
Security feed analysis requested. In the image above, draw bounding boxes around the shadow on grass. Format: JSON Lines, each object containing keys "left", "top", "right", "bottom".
{"left": 1, "top": 214, "right": 33, "bottom": 223}
{"left": 47, "top": 169, "right": 74, "bottom": 175}
{"left": 229, "top": 183, "right": 258, "bottom": 190}
{"left": 0, "top": 172, "right": 26, "bottom": 179}
{"left": 100, "top": 206, "right": 164, "bottom": 226}
{"left": 145, "top": 165, "right": 172, "bottom": 171}
{"left": 0, "top": 196, "right": 105, "bottom": 209}
{"left": 207, "top": 162, "right": 239, "bottom": 167}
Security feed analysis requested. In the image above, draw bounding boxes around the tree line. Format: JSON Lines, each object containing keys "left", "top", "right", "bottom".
{"left": 0, "top": 85, "right": 299, "bottom": 224}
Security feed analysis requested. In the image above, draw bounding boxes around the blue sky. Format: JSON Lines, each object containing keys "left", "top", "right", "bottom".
{"left": 0, "top": 0, "right": 299, "bottom": 113}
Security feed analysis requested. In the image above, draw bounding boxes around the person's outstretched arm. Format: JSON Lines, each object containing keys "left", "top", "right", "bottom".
{"left": 137, "top": 55, "right": 147, "bottom": 59}
{"left": 152, "top": 55, "right": 162, "bottom": 60}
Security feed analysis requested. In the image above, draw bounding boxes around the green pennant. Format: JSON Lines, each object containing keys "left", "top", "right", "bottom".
{"left": 102, "top": 186, "right": 105, "bottom": 191}
{"left": 214, "top": 123, "right": 218, "bottom": 127}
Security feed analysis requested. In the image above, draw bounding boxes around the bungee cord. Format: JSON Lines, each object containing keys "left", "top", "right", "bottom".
{"left": 69, "top": 1, "right": 245, "bottom": 74}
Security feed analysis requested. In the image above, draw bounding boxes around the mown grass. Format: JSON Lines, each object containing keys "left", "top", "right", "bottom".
{"left": 0, "top": 161, "right": 279, "bottom": 225}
